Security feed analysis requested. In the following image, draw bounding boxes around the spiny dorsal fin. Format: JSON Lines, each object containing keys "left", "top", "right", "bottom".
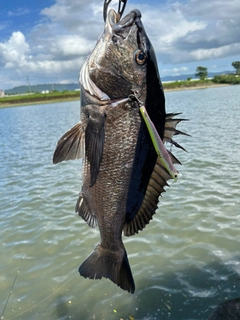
{"left": 164, "top": 113, "right": 190, "bottom": 151}
{"left": 53, "top": 122, "right": 84, "bottom": 164}
{"left": 168, "top": 150, "right": 181, "bottom": 165}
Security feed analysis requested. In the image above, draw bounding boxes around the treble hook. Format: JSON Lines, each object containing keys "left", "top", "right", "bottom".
{"left": 103, "top": 0, "right": 128, "bottom": 22}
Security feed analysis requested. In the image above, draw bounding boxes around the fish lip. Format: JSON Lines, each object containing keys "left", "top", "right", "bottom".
{"left": 107, "top": 9, "right": 141, "bottom": 37}
{"left": 107, "top": 9, "right": 147, "bottom": 53}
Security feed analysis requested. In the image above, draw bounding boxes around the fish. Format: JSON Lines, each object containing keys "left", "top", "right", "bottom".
{"left": 53, "top": 6, "right": 187, "bottom": 294}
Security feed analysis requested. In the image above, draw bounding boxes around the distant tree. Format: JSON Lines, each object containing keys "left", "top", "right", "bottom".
{"left": 195, "top": 66, "right": 208, "bottom": 80}
{"left": 232, "top": 61, "right": 240, "bottom": 74}
{"left": 187, "top": 77, "right": 192, "bottom": 81}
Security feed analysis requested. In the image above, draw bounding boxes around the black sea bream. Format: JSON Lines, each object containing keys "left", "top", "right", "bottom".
{"left": 53, "top": 7, "right": 187, "bottom": 293}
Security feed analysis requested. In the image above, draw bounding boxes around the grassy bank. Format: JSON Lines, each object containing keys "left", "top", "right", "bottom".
{"left": 163, "top": 74, "right": 239, "bottom": 91}
{"left": 163, "top": 79, "right": 232, "bottom": 91}
{"left": 0, "top": 91, "right": 80, "bottom": 107}
{"left": 0, "top": 79, "right": 237, "bottom": 108}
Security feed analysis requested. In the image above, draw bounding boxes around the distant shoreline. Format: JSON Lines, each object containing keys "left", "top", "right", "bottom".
{"left": 0, "top": 83, "right": 231, "bottom": 108}
{"left": 0, "top": 96, "right": 80, "bottom": 108}
{"left": 164, "top": 83, "right": 230, "bottom": 92}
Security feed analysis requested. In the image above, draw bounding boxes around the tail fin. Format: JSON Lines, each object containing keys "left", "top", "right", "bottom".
{"left": 79, "top": 244, "right": 135, "bottom": 293}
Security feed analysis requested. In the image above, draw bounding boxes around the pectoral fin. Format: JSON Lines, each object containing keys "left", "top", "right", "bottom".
{"left": 53, "top": 122, "right": 84, "bottom": 164}
{"left": 85, "top": 109, "right": 106, "bottom": 186}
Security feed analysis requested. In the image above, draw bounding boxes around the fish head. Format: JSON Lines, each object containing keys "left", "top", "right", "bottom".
{"left": 80, "top": 9, "right": 154, "bottom": 101}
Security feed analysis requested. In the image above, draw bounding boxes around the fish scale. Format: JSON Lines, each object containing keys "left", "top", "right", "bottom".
{"left": 89, "top": 102, "right": 141, "bottom": 224}
{"left": 53, "top": 6, "right": 187, "bottom": 293}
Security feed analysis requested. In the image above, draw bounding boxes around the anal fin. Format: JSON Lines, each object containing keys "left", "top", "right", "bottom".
{"left": 76, "top": 193, "right": 97, "bottom": 228}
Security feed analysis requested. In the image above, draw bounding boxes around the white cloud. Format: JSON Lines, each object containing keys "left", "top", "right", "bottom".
{"left": 49, "top": 35, "right": 93, "bottom": 59}
{"left": 162, "top": 66, "right": 189, "bottom": 75}
{"left": 0, "top": 31, "right": 30, "bottom": 67}
{"left": 141, "top": 6, "right": 207, "bottom": 45}
{"left": 0, "top": 0, "right": 103, "bottom": 89}
{"left": 139, "top": 0, "right": 239, "bottom": 66}
{"left": 162, "top": 0, "right": 239, "bottom": 62}
{"left": 0, "top": 32, "right": 92, "bottom": 82}
{"left": 190, "top": 43, "right": 240, "bottom": 61}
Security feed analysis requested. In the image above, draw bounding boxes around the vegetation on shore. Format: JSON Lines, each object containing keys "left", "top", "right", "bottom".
{"left": 0, "top": 75, "right": 239, "bottom": 108}
{"left": 163, "top": 74, "right": 240, "bottom": 91}
{"left": 0, "top": 90, "right": 80, "bottom": 107}
{"left": 211, "top": 74, "right": 240, "bottom": 84}
{"left": 163, "top": 79, "right": 214, "bottom": 90}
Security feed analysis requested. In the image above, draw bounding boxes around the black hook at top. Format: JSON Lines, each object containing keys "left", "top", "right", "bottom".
{"left": 103, "top": 0, "right": 128, "bottom": 22}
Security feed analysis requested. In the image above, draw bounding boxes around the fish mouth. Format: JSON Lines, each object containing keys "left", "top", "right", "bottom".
{"left": 106, "top": 9, "right": 142, "bottom": 40}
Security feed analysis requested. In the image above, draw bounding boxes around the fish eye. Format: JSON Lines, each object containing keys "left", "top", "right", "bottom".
{"left": 135, "top": 50, "right": 147, "bottom": 65}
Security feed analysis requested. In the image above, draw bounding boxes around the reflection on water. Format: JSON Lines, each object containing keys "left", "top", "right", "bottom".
{"left": 0, "top": 85, "right": 240, "bottom": 320}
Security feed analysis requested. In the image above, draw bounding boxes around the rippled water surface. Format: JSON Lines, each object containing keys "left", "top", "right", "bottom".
{"left": 1, "top": 85, "right": 240, "bottom": 320}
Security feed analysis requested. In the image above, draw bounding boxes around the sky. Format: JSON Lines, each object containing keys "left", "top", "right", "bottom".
{"left": 0, "top": 0, "right": 239, "bottom": 90}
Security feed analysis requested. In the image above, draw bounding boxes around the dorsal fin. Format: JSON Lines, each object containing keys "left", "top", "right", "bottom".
{"left": 124, "top": 113, "right": 187, "bottom": 236}
{"left": 164, "top": 113, "right": 190, "bottom": 152}
{"left": 123, "top": 158, "right": 171, "bottom": 236}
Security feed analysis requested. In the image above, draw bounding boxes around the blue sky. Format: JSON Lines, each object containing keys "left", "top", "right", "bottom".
{"left": 0, "top": 0, "right": 239, "bottom": 90}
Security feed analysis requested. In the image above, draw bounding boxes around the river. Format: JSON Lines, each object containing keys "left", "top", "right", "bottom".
{"left": 0, "top": 85, "right": 240, "bottom": 320}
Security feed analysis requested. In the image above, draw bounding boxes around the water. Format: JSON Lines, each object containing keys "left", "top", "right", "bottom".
{"left": 0, "top": 85, "right": 240, "bottom": 320}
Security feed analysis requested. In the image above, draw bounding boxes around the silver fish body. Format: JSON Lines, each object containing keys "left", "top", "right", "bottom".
{"left": 53, "top": 8, "right": 187, "bottom": 293}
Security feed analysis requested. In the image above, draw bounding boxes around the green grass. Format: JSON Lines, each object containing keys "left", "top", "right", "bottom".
{"left": 163, "top": 75, "right": 240, "bottom": 90}
{"left": 1, "top": 91, "right": 79, "bottom": 102}
{"left": 162, "top": 79, "right": 213, "bottom": 90}
{"left": 0, "top": 91, "right": 80, "bottom": 107}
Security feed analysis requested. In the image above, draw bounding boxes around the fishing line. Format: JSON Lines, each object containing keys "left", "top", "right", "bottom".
{"left": 1, "top": 256, "right": 25, "bottom": 320}
{"left": 7, "top": 273, "right": 77, "bottom": 320}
